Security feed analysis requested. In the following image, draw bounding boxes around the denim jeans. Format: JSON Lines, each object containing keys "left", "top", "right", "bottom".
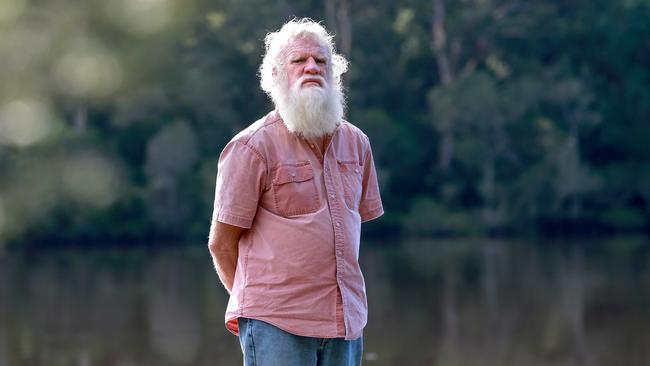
{"left": 237, "top": 318, "right": 363, "bottom": 366}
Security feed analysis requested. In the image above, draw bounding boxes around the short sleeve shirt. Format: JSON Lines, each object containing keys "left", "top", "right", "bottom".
{"left": 213, "top": 111, "right": 383, "bottom": 340}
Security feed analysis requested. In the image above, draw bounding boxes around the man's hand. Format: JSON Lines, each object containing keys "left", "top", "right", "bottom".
{"left": 208, "top": 221, "right": 244, "bottom": 293}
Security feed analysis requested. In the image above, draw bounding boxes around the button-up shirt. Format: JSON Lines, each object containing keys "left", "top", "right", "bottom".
{"left": 212, "top": 111, "right": 383, "bottom": 340}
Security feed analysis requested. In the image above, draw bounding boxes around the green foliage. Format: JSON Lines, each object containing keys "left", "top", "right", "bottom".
{"left": 403, "top": 197, "right": 475, "bottom": 236}
{"left": 0, "top": 0, "right": 649, "bottom": 246}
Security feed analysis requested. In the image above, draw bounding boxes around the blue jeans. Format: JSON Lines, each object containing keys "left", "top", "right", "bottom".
{"left": 237, "top": 318, "right": 363, "bottom": 366}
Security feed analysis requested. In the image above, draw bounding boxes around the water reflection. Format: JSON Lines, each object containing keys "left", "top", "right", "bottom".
{"left": 1, "top": 238, "right": 649, "bottom": 365}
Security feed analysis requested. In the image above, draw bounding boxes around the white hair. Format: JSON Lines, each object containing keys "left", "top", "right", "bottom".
{"left": 259, "top": 18, "right": 349, "bottom": 104}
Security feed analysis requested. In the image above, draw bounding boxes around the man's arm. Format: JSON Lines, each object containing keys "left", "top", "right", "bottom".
{"left": 208, "top": 220, "right": 245, "bottom": 293}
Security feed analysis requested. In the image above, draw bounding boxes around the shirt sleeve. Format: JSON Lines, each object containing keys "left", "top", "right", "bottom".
{"left": 212, "top": 140, "right": 267, "bottom": 229}
{"left": 359, "top": 138, "right": 384, "bottom": 223}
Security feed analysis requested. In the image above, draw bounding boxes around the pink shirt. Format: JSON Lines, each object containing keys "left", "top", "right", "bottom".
{"left": 212, "top": 111, "right": 383, "bottom": 340}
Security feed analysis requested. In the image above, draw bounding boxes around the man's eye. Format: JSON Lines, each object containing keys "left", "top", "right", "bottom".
{"left": 291, "top": 58, "right": 304, "bottom": 64}
{"left": 316, "top": 59, "right": 326, "bottom": 64}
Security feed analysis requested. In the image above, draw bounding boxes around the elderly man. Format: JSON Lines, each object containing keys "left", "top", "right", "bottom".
{"left": 208, "top": 18, "right": 383, "bottom": 366}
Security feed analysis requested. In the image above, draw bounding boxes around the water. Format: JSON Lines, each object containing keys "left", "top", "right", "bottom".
{"left": 1, "top": 237, "right": 649, "bottom": 366}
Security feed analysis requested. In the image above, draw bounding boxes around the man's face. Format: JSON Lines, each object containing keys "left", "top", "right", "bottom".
{"left": 282, "top": 37, "right": 330, "bottom": 92}
{"left": 272, "top": 36, "right": 343, "bottom": 138}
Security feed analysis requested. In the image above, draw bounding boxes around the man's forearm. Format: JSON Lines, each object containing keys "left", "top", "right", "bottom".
{"left": 208, "top": 220, "right": 244, "bottom": 293}
{"left": 210, "top": 246, "right": 238, "bottom": 292}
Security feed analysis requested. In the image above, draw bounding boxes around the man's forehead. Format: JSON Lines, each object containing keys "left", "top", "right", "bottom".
{"left": 284, "top": 37, "right": 329, "bottom": 57}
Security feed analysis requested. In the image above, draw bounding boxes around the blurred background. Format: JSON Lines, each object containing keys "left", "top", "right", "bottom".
{"left": 0, "top": 0, "right": 649, "bottom": 365}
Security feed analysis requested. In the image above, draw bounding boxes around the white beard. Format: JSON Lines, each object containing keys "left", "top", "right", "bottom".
{"left": 275, "top": 77, "right": 344, "bottom": 138}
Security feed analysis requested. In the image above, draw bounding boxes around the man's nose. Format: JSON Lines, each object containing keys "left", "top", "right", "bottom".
{"left": 304, "top": 57, "right": 320, "bottom": 74}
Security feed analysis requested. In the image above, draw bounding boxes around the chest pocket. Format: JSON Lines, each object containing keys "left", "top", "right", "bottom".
{"left": 338, "top": 160, "right": 363, "bottom": 211}
{"left": 272, "top": 162, "right": 320, "bottom": 217}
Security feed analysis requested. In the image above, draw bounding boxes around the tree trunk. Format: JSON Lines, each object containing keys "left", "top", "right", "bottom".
{"left": 325, "top": 0, "right": 337, "bottom": 32}
{"left": 337, "top": 0, "right": 352, "bottom": 56}
{"left": 432, "top": 0, "right": 455, "bottom": 172}
{"left": 432, "top": 0, "right": 453, "bottom": 86}
{"left": 324, "top": 0, "right": 352, "bottom": 57}
{"left": 74, "top": 105, "right": 87, "bottom": 132}
{"left": 439, "top": 131, "right": 454, "bottom": 172}
{"left": 481, "top": 156, "right": 500, "bottom": 227}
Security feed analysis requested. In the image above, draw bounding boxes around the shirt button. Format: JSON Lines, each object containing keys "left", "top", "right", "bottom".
{"left": 291, "top": 172, "right": 296, "bottom": 178}
{"left": 354, "top": 168, "right": 359, "bottom": 173}
{"left": 336, "top": 222, "right": 341, "bottom": 227}
{"left": 330, "top": 194, "right": 335, "bottom": 199}
{"left": 310, "top": 144, "right": 315, "bottom": 149}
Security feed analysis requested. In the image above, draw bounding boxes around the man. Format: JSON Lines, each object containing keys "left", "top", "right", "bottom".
{"left": 208, "top": 18, "right": 383, "bottom": 366}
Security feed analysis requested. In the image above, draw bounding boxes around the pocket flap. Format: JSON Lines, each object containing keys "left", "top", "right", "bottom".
{"left": 273, "top": 164, "right": 314, "bottom": 185}
{"left": 337, "top": 160, "right": 361, "bottom": 174}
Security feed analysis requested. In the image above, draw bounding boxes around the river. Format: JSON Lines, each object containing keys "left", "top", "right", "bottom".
{"left": 1, "top": 237, "right": 649, "bottom": 365}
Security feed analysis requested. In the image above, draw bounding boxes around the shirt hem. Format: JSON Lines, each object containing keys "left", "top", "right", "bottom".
{"left": 217, "top": 210, "right": 254, "bottom": 228}
{"left": 225, "top": 313, "right": 362, "bottom": 340}
{"left": 360, "top": 205, "right": 384, "bottom": 223}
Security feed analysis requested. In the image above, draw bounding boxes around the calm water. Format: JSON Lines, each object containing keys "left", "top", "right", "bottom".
{"left": 1, "top": 237, "right": 649, "bottom": 366}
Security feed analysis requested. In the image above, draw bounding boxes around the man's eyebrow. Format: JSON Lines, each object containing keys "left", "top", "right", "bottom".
{"left": 287, "top": 53, "right": 328, "bottom": 62}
